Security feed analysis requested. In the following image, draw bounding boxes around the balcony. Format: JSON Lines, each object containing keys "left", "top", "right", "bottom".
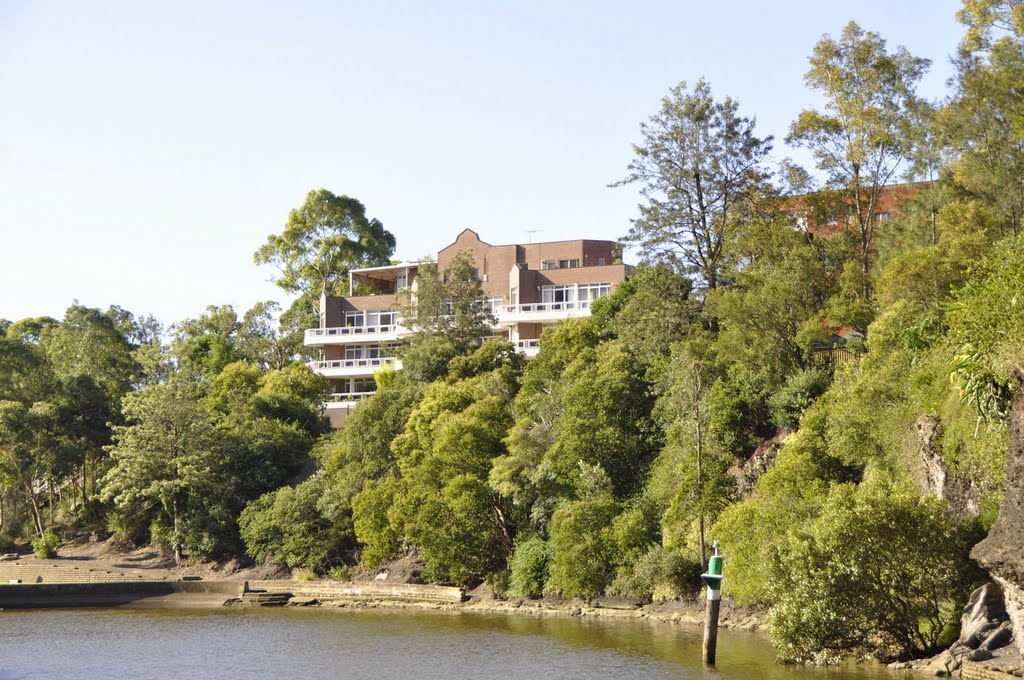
{"left": 305, "top": 324, "right": 409, "bottom": 346}
{"left": 515, "top": 338, "right": 541, "bottom": 358}
{"left": 324, "top": 391, "right": 376, "bottom": 408}
{"left": 498, "top": 300, "right": 594, "bottom": 325}
{"left": 308, "top": 357, "right": 401, "bottom": 378}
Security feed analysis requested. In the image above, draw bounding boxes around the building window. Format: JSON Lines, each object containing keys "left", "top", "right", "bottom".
{"left": 510, "top": 287, "right": 518, "bottom": 306}
{"left": 345, "top": 310, "right": 396, "bottom": 328}
{"left": 578, "top": 283, "right": 611, "bottom": 302}
{"left": 597, "top": 258, "right": 606, "bottom": 266}
{"left": 352, "top": 376, "right": 376, "bottom": 393}
{"left": 558, "top": 259, "right": 580, "bottom": 269}
{"left": 875, "top": 211, "right": 891, "bottom": 222}
{"left": 541, "top": 260, "right": 555, "bottom": 270}
{"left": 396, "top": 273, "right": 408, "bottom": 290}
{"left": 542, "top": 285, "right": 576, "bottom": 303}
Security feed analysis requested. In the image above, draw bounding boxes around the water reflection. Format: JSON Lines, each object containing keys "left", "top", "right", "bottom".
{"left": 0, "top": 607, "right": 898, "bottom": 680}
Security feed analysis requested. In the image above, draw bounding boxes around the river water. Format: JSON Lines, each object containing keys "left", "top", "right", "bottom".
{"left": 1, "top": 607, "right": 899, "bottom": 680}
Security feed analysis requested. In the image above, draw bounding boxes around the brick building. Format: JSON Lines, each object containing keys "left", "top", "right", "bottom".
{"left": 782, "top": 181, "right": 928, "bottom": 236}
{"left": 305, "top": 229, "right": 631, "bottom": 427}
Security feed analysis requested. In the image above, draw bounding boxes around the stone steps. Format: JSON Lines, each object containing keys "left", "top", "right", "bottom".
{"left": 226, "top": 590, "right": 293, "bottom": 607}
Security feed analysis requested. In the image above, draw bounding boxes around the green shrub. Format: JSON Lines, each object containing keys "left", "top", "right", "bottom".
{"left": 508, "top": 536, "right": 552, "bottom": 597}
{"left": 708, "top": 366, "right": 773, "bottom": 457}
{"left": 239, "top": 476, "right": 349, "bottom": 570}
{"left": 32, "top": 531, "right": 61, "bottom": 559}
{"left": 769, "top": 474, "right": 978, "bottom": 663}
{"left": 326, "top": 565, "right": 351, "bottom": 582}
{"left": 769, "top": 367, "right": 832, "bottom": 430}
{"left": 292, "top": 567, "right": 316, "bottom": 582}
{"left": 546, "top": 496, "right": 619, "bottom": 597}
{"left": 609, "top": 545, "right": 698, "bottom": 600}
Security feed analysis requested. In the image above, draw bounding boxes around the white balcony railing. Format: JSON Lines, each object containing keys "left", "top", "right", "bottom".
{"left": 498, "top": 300, "right": 594, "bottom": 324}
{"left": 516, "top": 338, "right": 541, "bottom": 358}
{"left": 307, "top": 324, "right": 402, "bottom": 338}
{"left": 305, "top": 324, "right": 409, "bottom": 345}
{"left": 309, "top": 357, "right": 400, "bottom": 377}
{"left": 324, "top": 391, "right": 376, "bottom": 407}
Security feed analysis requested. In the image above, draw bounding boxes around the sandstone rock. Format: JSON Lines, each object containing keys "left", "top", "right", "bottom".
{"left": 287, "top": 597, "right": 319, "bottom": 606}
{"left": 961, "top": 583, "right": 1008, "bottom": 648}
{"left": 981, "top": 621, "right": 1015, "bottom": 652}
{"left": 968, "top": 649, "right": 994, "bottom": 662}
{"left": 912, "top": 414, "right": 980, "bottom": 517}
{"left": 971, "top": 368, "right": 1024, "bottom": 656}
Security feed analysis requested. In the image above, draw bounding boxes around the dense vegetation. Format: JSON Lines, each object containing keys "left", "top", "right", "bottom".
{"left": 2, "top": 1, "right": 1023, "bottom": 664}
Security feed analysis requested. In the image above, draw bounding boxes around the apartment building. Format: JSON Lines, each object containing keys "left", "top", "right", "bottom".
{"left": 305, "top": 229, "right": 631, "bottom": 427}
{"left": 782, "top": 181, "right": 928, "bottom": 236}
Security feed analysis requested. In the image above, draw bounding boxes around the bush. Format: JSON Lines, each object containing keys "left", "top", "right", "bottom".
{"left": 546, "top": 496, "right": 619, "bottom": 597}
{"left": 769, "top": 367, "right": 832, "bottom": 430}
{"left": 508, "top": 536, "right": 552, "bottom": 597}
{"left": 32, "top": 531, "right": 61, "bottom": 559}
{"left": 291, "top": 567, "right": 316, "bottom": 582}
{"left": 609, "top": 545, "right": 699, "bottom": 600}
{"left": 768, "top": 474, "right": 978, "bottom": 663}
{"left": 708, "top": 366, "right": 773, "bottom": 457}
{"left": 326, "top": 565, "right": 351, "bottom": 582}
{"left": 239, "top": 476, "right": 349, "bottom": 570}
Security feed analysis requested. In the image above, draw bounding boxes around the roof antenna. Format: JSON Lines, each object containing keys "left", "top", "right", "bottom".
{"left": 526, "top": 229, "right": 543, "bottom": 243}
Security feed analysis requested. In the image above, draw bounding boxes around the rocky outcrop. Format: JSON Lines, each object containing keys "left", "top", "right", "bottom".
{"left": 911, "top": 414, "right": 981, "bottom": 517}
{"left": 972, "top": 368, "right": 1024, "bottom": 657}
{"left": 730, "top": 432, "right": 786, "bottom": 499}
{"left": 897, "top": 583, "right": 1014, "bottom": 675}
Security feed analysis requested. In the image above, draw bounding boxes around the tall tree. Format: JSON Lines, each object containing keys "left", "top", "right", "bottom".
{"left": 254, "top": 189, "right": 396, "bottom": 316}
{"left": 942, "top": 1, "right": 1024, "bottom": 235}
{"left": 614, "top": 78, "right": 772, "bottom": 294}
{"left": 787, "top": 22, "right": 930, "bottom": 299}
{"left": 101, "top": 381, "right": 227, "bottom": 564}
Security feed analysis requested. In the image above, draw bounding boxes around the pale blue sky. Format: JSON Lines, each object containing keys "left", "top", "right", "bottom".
{"left": 0, "top": 0, "right": 964, "bottom": 327}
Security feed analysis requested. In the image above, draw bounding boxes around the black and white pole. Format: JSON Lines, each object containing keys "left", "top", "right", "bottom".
{"left": 700, "top": 541, "right": 724, "bottom": 665}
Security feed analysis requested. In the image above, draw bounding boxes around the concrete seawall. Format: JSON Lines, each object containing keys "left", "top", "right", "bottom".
{"left": 0, "top": 581, "right": 245, "bottom": 609}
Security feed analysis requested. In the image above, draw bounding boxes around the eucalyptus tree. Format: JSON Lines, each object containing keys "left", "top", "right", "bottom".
{"left": 254, "top": 189, "right": 396, "bottom": 319}
{"left": 787, "top": 22, "right": 930, "bottom": 299}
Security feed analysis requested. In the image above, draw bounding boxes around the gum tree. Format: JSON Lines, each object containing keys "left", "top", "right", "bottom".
{"left": 787, "top": 22, "right": 930, "bottom": 300}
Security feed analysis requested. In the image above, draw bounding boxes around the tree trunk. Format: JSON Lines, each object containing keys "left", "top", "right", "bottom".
{"left": 25, "top": 480, "right": 44, "bottom": 538}
{"left": 172, "top": 492, "right": 182, "bottom": 566}
{"left": 696, "top": 416, "right": 706, "bottom": 571}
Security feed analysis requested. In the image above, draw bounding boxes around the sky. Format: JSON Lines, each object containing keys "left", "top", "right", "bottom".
{"left": 0, "top": 0, "right": 965, "bottom": 327}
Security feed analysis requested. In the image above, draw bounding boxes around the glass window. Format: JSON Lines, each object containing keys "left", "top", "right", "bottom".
{"left": 510, "top": 287, "right": 518, "bottom": 306}
{"left": 352, "top": 377, "right": 376, "bottom": 393}
{"left": 597, "top": 258, "right": 606, "bottom": 266}
{"left": 578, "top": 283, "right": 611, "bottom": 302}
{"left": 558, "top": 259, "right": 580, "bottom": 269}
{"left": 541, "top": 285, "right": 576, "bottom": 303}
